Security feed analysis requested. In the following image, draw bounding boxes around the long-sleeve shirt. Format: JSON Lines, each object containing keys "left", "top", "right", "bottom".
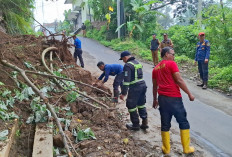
{"left": 195, "top": 39, "right": 210, "bottom": 61}
{"left": 74, "top": 38, "right": 81, "bottom": 49}
{"left": 98, "top": 64, "right": 124, "bottom": 82}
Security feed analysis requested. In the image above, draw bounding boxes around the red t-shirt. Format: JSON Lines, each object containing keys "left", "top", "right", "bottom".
{"left": 152, "top": 60, "right": 181, "bottom": 97}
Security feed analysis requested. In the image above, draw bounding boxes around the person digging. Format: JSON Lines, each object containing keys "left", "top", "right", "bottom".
{"left": 93, "top": 61, "right": 124, "bottom": 103}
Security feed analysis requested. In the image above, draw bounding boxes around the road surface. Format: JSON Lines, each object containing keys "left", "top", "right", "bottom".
{"left": 77, "top": 37, "right": 232, "bottom": 157}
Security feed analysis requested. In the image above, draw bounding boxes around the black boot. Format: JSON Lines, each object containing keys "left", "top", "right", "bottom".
{"left": 197, "top": 82, "right": 204, "bottom": 87}
{"left": 202, "top": 81, "right": 207, "bottom": 89}
{"left": 126, "top": 123, "right": 140, "bottom": 131}
{"left": 140, "top": 118, "right": 149, "bottom": 130}
{"left": 126, "top": 111, "right": 140, "bottom": 131}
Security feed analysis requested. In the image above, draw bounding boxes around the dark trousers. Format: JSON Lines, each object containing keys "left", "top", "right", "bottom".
{"left": 113, "top": 73, "right": 124, "bottom": 91}
{"left": 74, "top": 48, "right": 84, "bottom": 68}
{"left": 126, "top": 82, "right": 148, "bottom": 126}
{"left": 158, "top": 95, "right": 190, "bottom": 131}
{"left": 198, "top": 61, "right": 208, "bottom": 81}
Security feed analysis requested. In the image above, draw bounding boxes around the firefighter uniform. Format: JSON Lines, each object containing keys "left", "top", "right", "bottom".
{"left": 121, "top": 56, "right": 148, "bottom": 130}
{"left": 195, "top": 39, "right": 210, "bottom": 87}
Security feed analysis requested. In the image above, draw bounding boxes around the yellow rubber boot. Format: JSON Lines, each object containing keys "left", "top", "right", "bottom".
{"left": 180, "top": 129, "right": 195, "bottom": 154}
{"left": 161, "top": 131, "right": 170, "bottom": 154}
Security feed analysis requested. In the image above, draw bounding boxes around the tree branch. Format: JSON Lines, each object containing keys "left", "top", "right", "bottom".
{"left": 0, "top": 59, "right": 73, "bottom": 157}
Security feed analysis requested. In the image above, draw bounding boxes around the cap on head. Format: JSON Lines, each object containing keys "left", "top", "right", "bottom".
{"left": 163, "top": 33, "right": 168, "bottom": 36}
{"left": 119, "top": 51, "right": 131, "bottom": 60}
{"left": 198, "top": 32, "right": 205, "bottom": 36}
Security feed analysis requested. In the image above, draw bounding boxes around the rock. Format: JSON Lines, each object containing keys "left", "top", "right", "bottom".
{"left": 53, "top": 134, "right": 64, "bottom": 148}
{"left": 92, "top": 126, "right": 101, "bottom": 131}
{"left": 76, "top": 113, "right": 83, "bottom": 119}
{"left": 69, "top": 119, "right": 78, "bottom": 130}
{"left": 80, "top": 141, "right": 94, "bottom": 149}
{"left": 82, "top": 111, "right": 90, "bottom": 117}
{"left": 114, "top": 152, "right": 122, "bottom": 157}
{"left": 108, "top": 112, "right": 116, "bottom": 119}
{"left": 70, "top": 103, "right": 78, "bottom": 113}
{"left": 229, "top": 86, "right": 232, "bottom": 92}
{"left": 113, "top": 133, "right": 121, "bottom": 140}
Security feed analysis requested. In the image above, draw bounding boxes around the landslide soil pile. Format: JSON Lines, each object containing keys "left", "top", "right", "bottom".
{"left": 0, "top": 33, "right": 158, "bottom": 156}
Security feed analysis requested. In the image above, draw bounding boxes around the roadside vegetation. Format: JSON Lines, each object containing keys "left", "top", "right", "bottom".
{"left": 85, "top": 0, "right": 232, "bottom": 93}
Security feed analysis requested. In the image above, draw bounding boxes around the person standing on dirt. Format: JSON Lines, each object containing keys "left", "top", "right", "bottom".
{"left": 150, "top": 33, "right": 160, "bottom": 66}
{"left": 195, "top": 32, "right": 210, "bottom": 89}
{"left": 94, "top": 61, "right": 124, "bottom": 103}
{"left": 72, "top": 35, "right": 84, "bottom": 68}
{"left": 160, "top": 33, "right": 173, "bottom": 52}
{"left": 81, "top": 23, "right": 87, "bottom": 37}
{"left": 152, "top": 47, "right": 195, "bottom": 155}
{"left": 119, "top": 51, "right": 148, "bottom": 131}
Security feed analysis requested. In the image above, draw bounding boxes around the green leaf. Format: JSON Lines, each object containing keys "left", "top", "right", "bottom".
{"left": 115, "top": 23, "right": 126, "bottom": 33}
{"left": 26, "top": 114, "right": 34, "bottom": 124}
{"left": 0, "top": 101, "right": 8, "bottom": 110}
{"left": 24, "top": 62, "right": 36, "bottom": 70}
{"left": 2, "top": 90, "right": 11, "bottom": 97}
{"left": 0, "top": 82, "right": 4, "bottom": 86}
{"left": 66, "top": 91, "right": 79, "bottom": 103}
{"left": 21, "top": 87, "right": 35, "bottom": 99}
{"left": 6, "top": 97, "right": 15, "bottom": 108}
{"left": 0, "top": 130, "right": 8, "bottom": 141}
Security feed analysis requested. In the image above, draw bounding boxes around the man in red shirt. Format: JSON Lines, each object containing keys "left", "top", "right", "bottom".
{"left": 152, "top": 47, "right": 195, "bottom": 154}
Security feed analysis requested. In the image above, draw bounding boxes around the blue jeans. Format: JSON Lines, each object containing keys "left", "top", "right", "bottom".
{"left": 198, "top": 61, "right": 208, "bottom": 81}
{"left": 158, "top": 95, "right": 190, "bottom": 131}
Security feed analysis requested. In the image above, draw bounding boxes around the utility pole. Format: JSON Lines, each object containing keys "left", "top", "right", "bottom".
{"left": 117, "top": 0, "right": 121, "bottom": 38}
{"left": 197, "top": 0, "right": 202, "bottom": 28}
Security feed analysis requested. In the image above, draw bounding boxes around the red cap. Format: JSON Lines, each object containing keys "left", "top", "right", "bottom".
{"left": 198, "top": 32, "right": 205, "bottom": 36}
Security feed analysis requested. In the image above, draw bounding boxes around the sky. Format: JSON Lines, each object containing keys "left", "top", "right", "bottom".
{"left": 34, "top": 0, "right": 72, "bottom": 26}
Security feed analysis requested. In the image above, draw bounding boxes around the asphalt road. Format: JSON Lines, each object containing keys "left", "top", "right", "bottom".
{"left": 78, "top": 37, "right": 232, "bottom": 157}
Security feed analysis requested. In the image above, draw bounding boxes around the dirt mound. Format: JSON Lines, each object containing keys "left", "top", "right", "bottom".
{"left": 0, "top": 31, "right": 9, "bottom": 43}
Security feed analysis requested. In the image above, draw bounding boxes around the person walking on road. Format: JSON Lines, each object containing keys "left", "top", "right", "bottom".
{"left": 94, "top": 61, "right": 124, "bottom": 103}
{"left": 195, "top": 32, "right": 210, "bottom": 89}
{"left": 81, "top": 23, "right": 87, "bottom": 37}
{"left": 160, "top": 33, "right": 173, "bottom": 52}
{"left": 72, "top": 35, "right": 84, "bottom": 68}
{"left": 150, "top": 33, "right": 160, "bottom": 66}
{"left": 152, "top": 47, "right": 195, "bottom": 154}
{"left": 119, "top": 51, "right": 149, "bottom": 131}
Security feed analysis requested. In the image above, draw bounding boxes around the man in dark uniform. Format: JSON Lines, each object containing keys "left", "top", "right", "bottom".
{"left": 94, "top": 61, "right": 124, "bottom": 103}
{"left": 72, "top": 35, "right": 84, "bottom": 68}
{"left": 119, "top": 51, "right": 148, "bottom": 131}
{"left": 160, "top": 33, "right": 173, "bottom": 52}
{"left": 195, "top": 32, "right": 210, "bottom": 89}
{"left": 150, "top": 33, "right": 160, "bottom": 66}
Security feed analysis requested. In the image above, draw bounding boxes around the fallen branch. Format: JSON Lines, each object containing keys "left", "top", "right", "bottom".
{"left": 0, "top": 59, "right": 73, "bottom": 157}
{"left": 65, "top": 134, "right": 80, "bottom": 157}
{"left": 41, "top": 47, "right": 111, "bottom": 97}
{"left": 77, "top": 97, "right": 101, "bottom": 110}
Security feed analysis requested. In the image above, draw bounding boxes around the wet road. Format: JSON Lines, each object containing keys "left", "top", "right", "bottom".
{"left": 78, "top": 37, "right": 232, "bottom": 157}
